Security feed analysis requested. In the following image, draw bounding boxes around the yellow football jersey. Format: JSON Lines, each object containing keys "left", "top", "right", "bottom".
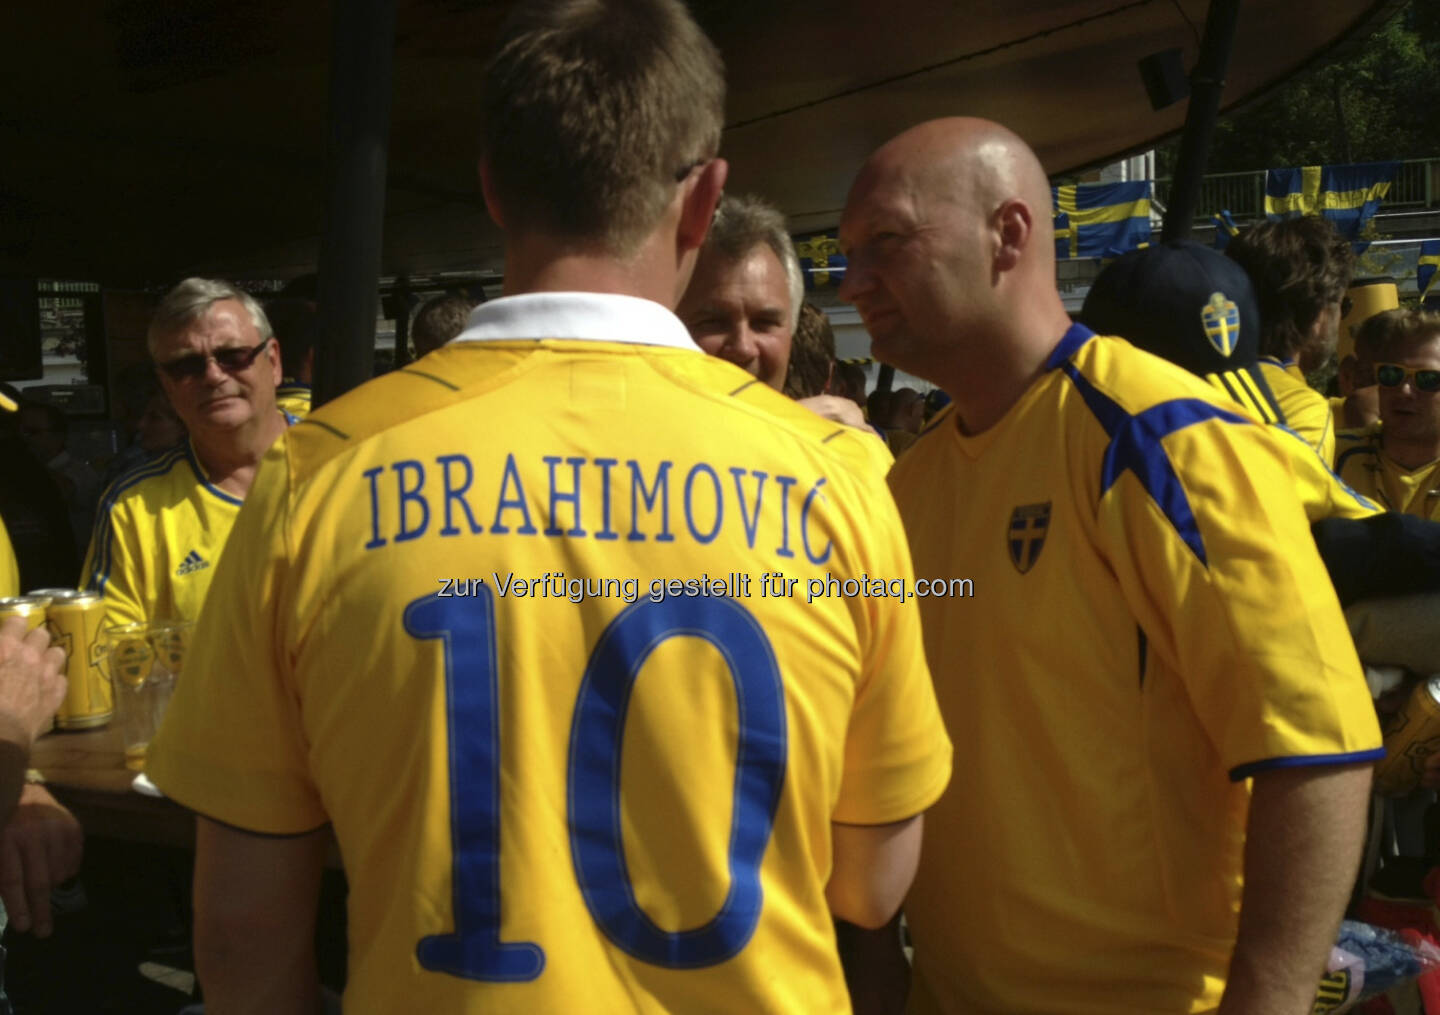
{"left": 892, "top": 326, "right": 1381, "bottom": 1015}
{"left": 1268, "top": 424, "right": 1379, "bottom": 522}
{"left": 1336, "top": 431, "right": 1440, "bottom": 521}
{"left": 80, "top": 445, "right": 243, "bottom": 628}
{"left": 855, "top": 424, "right": 895, "bottom": 476}
{"left": 1258, "top": 358, "right": 1336, "bottom": 465}
{"left": 148, "top": 293, "right": 952, "bottom": 1015}
{"left": 276, "top": 379, "right": 312, "bottom": 419}
{"left": 0, "top": 515, "right": 17, "bottom": 598}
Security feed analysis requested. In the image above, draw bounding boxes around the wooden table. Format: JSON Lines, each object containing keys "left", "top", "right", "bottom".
{"left": 29, "top": 723, "right": 197, "bottom": 849}
{"left": 32, "top": 724, "right": 342, "bottom": 867}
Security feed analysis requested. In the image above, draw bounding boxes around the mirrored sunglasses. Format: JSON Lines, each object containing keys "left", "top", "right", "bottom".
{"left": 1376, "top": 362, "right": 1440, "bottom": 393}
{"left": 157, "top": 339, "right": 271, "bottom": 382}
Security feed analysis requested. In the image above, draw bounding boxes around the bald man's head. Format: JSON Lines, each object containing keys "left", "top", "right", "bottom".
{"left": 838, "top": 117, "right": 1060, "bottom": 383}
{"left": 872, "top": 118, "right": 1049, "bottom": 217}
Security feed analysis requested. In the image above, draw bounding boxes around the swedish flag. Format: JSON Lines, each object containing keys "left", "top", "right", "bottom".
{"left": 1263, "top": 162, "right": 1398, "bottom": 240}
{"left": 1211, "top": 210, "right": 1239, "bottom": 251}
{"left": 1052, "top": 182, "right": 1152, "bottom": 259}
{"left": 1419, "top": 240, "right": 1440, "bottom": 306}
{"left": 795, "top": 232, "right": 847, "bottom": 290}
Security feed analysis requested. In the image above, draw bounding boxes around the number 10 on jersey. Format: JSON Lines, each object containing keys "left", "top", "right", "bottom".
{"left": 405, "top": 584, "right": 788, "bottom": 979}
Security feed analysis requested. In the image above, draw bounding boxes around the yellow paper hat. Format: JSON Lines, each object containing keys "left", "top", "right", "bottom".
{"left": 1339, "top": 278, "right": 1399, "bottom": 362}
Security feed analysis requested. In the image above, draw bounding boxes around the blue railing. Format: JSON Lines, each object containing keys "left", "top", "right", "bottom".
{"left": 1156, "top": 157, "right": 1440, "bottom": 223}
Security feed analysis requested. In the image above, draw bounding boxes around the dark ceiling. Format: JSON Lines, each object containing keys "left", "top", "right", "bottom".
{"left": 0, "top": 0, "right": 1400, "bottom": 285}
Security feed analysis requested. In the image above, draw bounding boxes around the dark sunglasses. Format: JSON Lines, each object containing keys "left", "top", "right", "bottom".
{"left": 1376, "top": 362, "right": 1440, "bottom": 393}
{"left": 157, "top": 339, "right": 271, "bottom": 382}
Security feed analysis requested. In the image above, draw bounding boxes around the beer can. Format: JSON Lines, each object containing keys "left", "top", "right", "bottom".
{"left": 0, "top": 596, "right": 49, "bottom": 632}
{"left": 1374, "top": 676, "right": 1440, "bottom": 797}
{"left": 45, "top": 591, "right": 113, "bottom": 731}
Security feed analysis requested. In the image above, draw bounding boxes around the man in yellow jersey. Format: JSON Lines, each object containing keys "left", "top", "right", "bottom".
{"left": 146, "top": 2, "right": 952, "bottom": 1013}
{"left": 1227, "top": 217, "right": 1354, "bottom": 465}
{"left": 1337, "top": 308, "right": 1440, "bottom": 521}
{"left": 81, "top": 278, "right": 296, "bottom": 627}
{"left": 264, "top": 297, "right": 317, "bottom": 419}
{"left": 0, "top": 518, "right": 15, "bottom": 599}
{"left": 679, "top": 193, "right": 886, "bottom": 455}
{"left": 1082, "top": 240, "right": 1381, "bottom": 527}
{"left": 0, "top": 392, "right": 19, "bottom": 598}
{"left": 1332, "top": 279, "right": 1399, "bottom": 431}
{"left": 837, "top": 117, "right": 1380, "bottom": 1015}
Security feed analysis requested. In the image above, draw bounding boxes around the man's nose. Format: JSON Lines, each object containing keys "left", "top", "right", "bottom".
{"left": 201, "top": 356, "right": 229, "bottom": 385}
{"left": 837, "top": 257, "right": 869, "bottom": 303}
{"left": 724, "top": 326, "right": 759, "bottom": 363}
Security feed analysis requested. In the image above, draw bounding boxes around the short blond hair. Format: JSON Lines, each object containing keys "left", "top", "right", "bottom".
{"left": 479, "top": 0, "right": 725, "bottom": 255}
{"left": 1359, "top": 307, "right": 1440, "bottom": 361}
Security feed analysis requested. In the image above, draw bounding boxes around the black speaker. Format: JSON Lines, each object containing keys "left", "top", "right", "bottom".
{"left": 1138, "top": 49, "right": 1190, "bottom": 111}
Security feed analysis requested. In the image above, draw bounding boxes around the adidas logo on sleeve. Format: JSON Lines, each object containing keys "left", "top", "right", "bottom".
{"left": 175, "top": 550, "right": 210, "bottom": 577}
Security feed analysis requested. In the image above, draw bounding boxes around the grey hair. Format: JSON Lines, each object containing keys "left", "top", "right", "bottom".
{"left": 147, "top": 277, "right": 273, "bottom": 356}
{"left": 706, "top": 194, "right": 804, "bottom": 332}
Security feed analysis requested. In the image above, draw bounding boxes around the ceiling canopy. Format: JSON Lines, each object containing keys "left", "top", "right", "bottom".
{"left": 0, "top": 0, "right": 1397, "bottom": 285}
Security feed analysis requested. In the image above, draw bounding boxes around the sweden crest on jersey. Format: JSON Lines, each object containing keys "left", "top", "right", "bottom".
{"left": 1007, "top": 502, "right": 1051, "bottom": 574}
{"left": 1201, "top": 291, "right": 1240, "bottom": 358}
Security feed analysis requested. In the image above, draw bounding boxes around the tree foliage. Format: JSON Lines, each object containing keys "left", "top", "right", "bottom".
{"left": 1159, "top": 3, "right": 1440, "bottom": 174}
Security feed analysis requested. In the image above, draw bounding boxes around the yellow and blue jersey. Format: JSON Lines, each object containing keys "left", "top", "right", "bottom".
{"left": 80, "top": 413, "right": 298, "bottom": 628}
{"left": 80, "top": 444, "right": 243, "bottom": 629}
{"left": 275, "top": 379, "right": 312, "bottom": 419}
{"left": 1336, "top": 430, "right": 1440, "bottom": 521}
{"left": 891, "top": 325, "right": 1381, "bottom": 1015}
{"left": 0, "top": 515, "right": 17, "bottom": 598}
{"left": 148, "top": 292, "right": 951, "bottom": 1015}
{"left": 1267, "top": 423, "right": 1379, "bottom": 522}
{"left": 1258, "top": 357, "right": 1336, "bottom": 466}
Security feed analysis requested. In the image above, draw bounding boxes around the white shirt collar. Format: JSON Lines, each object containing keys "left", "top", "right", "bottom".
{"left": 453, "top": 292, "right": 699, "bottom": 352}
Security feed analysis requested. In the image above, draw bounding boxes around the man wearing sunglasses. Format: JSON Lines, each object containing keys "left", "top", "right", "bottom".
{"left": 1337, "top": 308, "right": 1440, "bottom": 521}
{"left": 81, "top": 278, "right": 296, "bottom": 628}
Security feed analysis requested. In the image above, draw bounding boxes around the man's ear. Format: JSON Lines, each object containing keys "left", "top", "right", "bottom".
{"left": 993, "top": 198, "right": 1034, "bottom": 273}
{"left": 677, "top": 158, "right": 729, "bottom": 256}
{"left": 479, "top": 157, "right": 505, "bottom": 231}
{"left": 268, "top": 339, "right": 284, "bottom": 386}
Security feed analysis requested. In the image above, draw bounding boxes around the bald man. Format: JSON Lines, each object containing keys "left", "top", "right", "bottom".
{"left": 838, "top": 118, "right": 1380, "bottom": 1015}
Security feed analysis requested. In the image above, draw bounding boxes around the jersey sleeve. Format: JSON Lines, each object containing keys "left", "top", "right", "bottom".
{"left": 1315, "top": 403, "right": 1337, "bottom": 468}
{"left": 831, "top": 472, "right": 952, "bottom": 825}
{"left": 81, "top": 495, "right": 149, "bottom": 629}
{"left": 146, "top": 439, "right": 326, "bottom": 834}
{"left": 1270, "top": 425, "right": 1380, "bottom": 522}
{"left": 1095, "top": 412, "right": 1382, "bottom": 780}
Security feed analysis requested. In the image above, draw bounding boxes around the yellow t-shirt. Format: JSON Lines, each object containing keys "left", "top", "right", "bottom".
{"left": 80, "top": 445, "right": 243, "bottom": 628}
{"left": 891, "top": 326, "right": 1381, "bottom": 1015}
{"left": 0, "top": 515, "right": 18, "bottom": 598}
{"left": 1267, "top": 424, "right": 1379, "bottom": 522}
{"left": 1336, "top": 432, "right": 1440, "bottom": 521}
{"left": 148, "top": 293, "right": 952, "bottom": 1015}
{"left": 275, "top": 380, "right": 311, "bottom": 419}
{"left": 1258, "top": 358, "right": 1336, "bottom": 466}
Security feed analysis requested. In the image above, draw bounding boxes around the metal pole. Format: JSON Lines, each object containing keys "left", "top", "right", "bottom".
{"left": 313, "top": 0, "right": 397, "bottom": 407}
{"left": 393, "top": 276, "right": 412, "bottom": 369}
{"left": 1161, "top": 0, "right": 1242, "bottom": 243}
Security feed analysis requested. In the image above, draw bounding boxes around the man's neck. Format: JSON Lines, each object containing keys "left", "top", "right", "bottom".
{"left": 500, "top": 232, "right": 683, "bottom": 309}
{"left": 940, "top": 300, "right": 1073, "bottom": 436}
{"left": 1382, "top": 434, "right": 1440, "bottom": 472}
{"left": 192, "top": 410, "right": 288, "bottom": 498}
